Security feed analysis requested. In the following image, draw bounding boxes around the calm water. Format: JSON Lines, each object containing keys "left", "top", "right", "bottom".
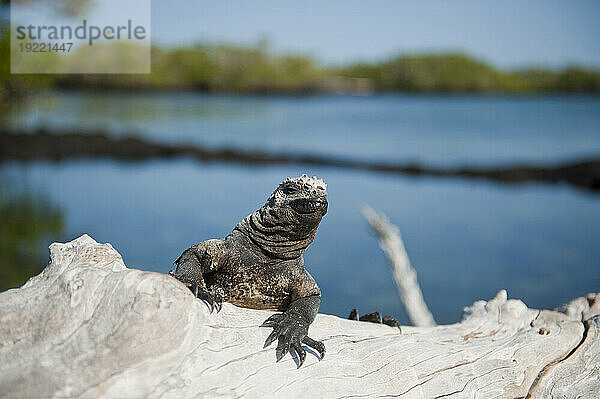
{"left": 8, "top": 91, "right": 600, "bottom": 166}
{"left": 3, "top": 91, "right": 600, "bottom": 324}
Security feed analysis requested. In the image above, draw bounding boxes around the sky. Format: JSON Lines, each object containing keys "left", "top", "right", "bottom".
{"left": 151, "top": 0, "right": 600, "bottom": 68}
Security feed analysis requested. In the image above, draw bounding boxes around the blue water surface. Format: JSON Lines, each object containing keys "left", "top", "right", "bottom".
{"left": 8, "top": 91, "right": 600, "bottom": 166}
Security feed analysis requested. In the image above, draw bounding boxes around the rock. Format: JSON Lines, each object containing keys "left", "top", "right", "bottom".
{"left": 0, "top": 235, "right": 598, "bottom": 398}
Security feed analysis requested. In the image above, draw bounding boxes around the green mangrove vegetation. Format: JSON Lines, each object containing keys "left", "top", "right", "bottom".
{"left": 48, "top": 45, "right": 600, "bottom": 94}
{"left": 2, "top": 28, "right": 599, "bottom": 98}
{"left": 339, "top": 53, "right": 600, "bottom": 93}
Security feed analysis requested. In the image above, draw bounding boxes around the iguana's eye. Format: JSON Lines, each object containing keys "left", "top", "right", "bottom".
{"left": 284, "top": 186, "right": 298, "bottom": 194}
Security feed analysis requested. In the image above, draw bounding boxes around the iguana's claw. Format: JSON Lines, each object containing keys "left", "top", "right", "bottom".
{"left": 264, "top": 325, "right": 280, "bottom": 347}
{"left": 302, "top": 336, "right": 326, "bottom": 360}
{"left": 263, "top": 313, "right": 324, "bottom": 367}
{"left": 383, "top": 315, "right": 400, "bottom": 329}
{"left": 292, "top": 338, "right": 307, "bottom": 367}
{"left": 211, "top": 287, "right": 224, "bottom": 313}
{"left": 359, "top": 311, "right": 382, "bottom": 323}
{"left": 276, "top": 336, "right": 290, "bottom": 362}
{"left": 189, "top": 283, "right": 224, "bottom": 314}
{"left": 262, "top": 313, "right": 284, "bottom": 327}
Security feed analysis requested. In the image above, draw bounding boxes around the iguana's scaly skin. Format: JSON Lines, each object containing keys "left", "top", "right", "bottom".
{"left": 171, "top": 174, "right": 328, "bottom": 367}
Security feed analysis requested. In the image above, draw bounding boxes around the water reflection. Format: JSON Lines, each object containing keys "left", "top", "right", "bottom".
{"left": 0, "top": 177, "right": 64, "bottom": 291}
{"left": 6, "top": 90, "right": 271, "bottom": 129}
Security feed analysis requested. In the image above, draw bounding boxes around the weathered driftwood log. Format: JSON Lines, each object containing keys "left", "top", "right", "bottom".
{"left": 0, "top": 235, "right": 597, "bottom": 398}
{"left": 362, "top": 205, "right": 436, "bottom": 327}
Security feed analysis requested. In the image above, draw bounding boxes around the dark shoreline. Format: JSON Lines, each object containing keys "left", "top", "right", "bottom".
{"left": 32, "top": 86, "right": 600, "bottom": 98}
{"left": 1, "top": 129, "right": 599, "bottom": 192}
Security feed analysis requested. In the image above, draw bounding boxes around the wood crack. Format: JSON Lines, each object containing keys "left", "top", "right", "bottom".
{"left": 524, "top": 316, "right": 594, "bottom": 398}
{"left": 433, "top": 366, "right": 510, "bottom": 398}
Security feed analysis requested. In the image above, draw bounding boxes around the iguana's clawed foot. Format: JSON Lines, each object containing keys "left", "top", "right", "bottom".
{"left": 262, "top": 313, "right": 325, "bottom": 368}
{"left": 168, "top": 266, "right": 224, "bottom": 313}
{"left": 189, "top": 283, "right": 224, "bottom": 313}
{"left": 349, "top": 309, "right": 402, "bottom": 331}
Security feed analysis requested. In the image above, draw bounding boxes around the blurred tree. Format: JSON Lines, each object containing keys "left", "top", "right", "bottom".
{"left": 1, "top": 0, "right": 90, "bottom": 17}
{"left": 0, "top": 183, "right": 64, "bottom": 292}
{"left": 556, "top": 67, "right": 600, "bottom": 92}
{"left": 339, "top": 53, "right": 600, "bottom": 93}
{"left": 0, "top": 0, "right": 91, "bottom": 110}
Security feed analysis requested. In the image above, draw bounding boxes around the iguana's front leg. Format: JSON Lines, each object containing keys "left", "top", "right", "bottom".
{"left": 263, "top": 296, "right": 325, "bottom": 367}
{"left": 171, "top": 240, "right": 224, "bottom": 312}
{"left": 263, "top": 271, "right": 325, "bottom": 367}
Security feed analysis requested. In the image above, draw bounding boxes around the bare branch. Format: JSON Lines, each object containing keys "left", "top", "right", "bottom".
{"left": 362, "top": 205, "right": 436, "bottom": 327}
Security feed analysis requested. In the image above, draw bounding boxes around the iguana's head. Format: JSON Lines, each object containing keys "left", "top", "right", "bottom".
{"left": 236, "top": 174, "right": 328, "bottom": 259}
{"left": 263, "top": 174, "right": 328, "bottom": 228}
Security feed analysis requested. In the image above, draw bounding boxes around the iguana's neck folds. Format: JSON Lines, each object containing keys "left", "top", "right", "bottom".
{"left": 235, "top": 210, "right": 319, "bottom": 260}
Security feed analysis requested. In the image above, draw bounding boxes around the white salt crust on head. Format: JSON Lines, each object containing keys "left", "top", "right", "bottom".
{"left": 281, "top": 174, "right": 327, "bottom": 192}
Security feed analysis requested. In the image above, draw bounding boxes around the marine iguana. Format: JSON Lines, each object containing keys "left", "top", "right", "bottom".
{"left": 171, "top": 174, "right": 328, "bottom": 367}
{"left": 170, "top": 174, "right": 400, "bottom": 367}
